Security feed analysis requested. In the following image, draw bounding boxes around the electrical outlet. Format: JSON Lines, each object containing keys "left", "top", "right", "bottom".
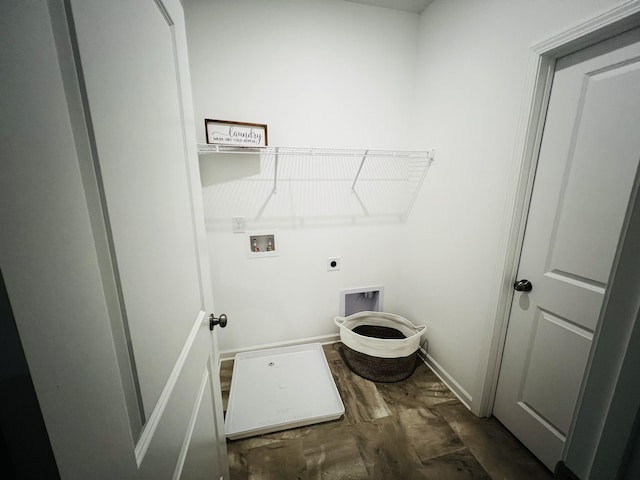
{"left": 232, "top": 216, "right": 245, "bottom": 233}
{"left": 327, "top": 257, "right": 341, "bottom": 271}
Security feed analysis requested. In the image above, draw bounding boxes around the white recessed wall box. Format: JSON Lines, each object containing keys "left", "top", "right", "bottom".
{"left": 246, "top": 231, "right": 278, "bottom": 258}
{"left": 339, "top": 285, "right": 384, "bottom": 317}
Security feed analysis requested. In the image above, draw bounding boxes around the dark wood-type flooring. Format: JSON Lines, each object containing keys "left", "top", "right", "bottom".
{"left": 220, "top": 343, "right": 552, "bottom": 480}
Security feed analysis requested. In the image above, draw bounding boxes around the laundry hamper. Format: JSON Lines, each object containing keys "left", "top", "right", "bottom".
{"left": 334, "top": 311, "right": 426, "bottom": 382}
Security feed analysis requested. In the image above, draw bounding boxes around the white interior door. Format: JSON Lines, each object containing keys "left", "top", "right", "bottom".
{"left": 493, "top": 27, "right": 640, "bottom": 470}
{"left": 0, "top": 0, "right": 228, "bottom": 478}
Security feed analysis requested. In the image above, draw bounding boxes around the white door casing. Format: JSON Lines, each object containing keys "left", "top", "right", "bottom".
{"left": 493, "top": 27, "right": 640, "bottom": 470}
{"left": 0, "top": 0, "right": 228, "bottom": 478}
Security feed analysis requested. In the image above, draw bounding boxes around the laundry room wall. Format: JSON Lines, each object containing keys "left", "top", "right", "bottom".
{"left": 184, "top": 0, "right": 422, "bottom": 352}
{"left": 400, "top": 0, "right": 628, "bottom": 410}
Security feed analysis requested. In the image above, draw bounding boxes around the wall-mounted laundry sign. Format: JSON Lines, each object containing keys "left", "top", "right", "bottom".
{"left": 205, "top": 119, "right": 268, "bottom": 147}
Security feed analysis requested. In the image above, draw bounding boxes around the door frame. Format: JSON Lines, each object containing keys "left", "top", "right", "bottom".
{"left": 477, "top": 0, "right": 640, "bottom": 421}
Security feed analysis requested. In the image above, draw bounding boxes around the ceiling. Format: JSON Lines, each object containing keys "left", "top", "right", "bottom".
{"left": 343, "top": 0, "right": 434, "bottom": 14}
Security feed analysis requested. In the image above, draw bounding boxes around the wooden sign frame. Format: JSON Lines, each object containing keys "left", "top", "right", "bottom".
{"left": 204, "top": 119, "right": 268, "bottom": 147}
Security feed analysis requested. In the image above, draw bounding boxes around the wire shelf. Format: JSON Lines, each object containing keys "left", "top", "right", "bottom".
{"left": 198, "top": 144, "right": 434, "bottom": 228}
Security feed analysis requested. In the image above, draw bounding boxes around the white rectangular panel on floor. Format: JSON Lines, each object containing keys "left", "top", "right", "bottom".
{"left": 225, "top": 343, "right": 344, "bottom": 440}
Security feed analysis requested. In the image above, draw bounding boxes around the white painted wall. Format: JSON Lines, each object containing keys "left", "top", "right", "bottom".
{"left": 399, "top": 0, "right": 619, "bottom": 408}
{"left": 184, "top": 0, "right": 630, "bottom": 416}
{"left": 185, "top": 0, "right": 419, "bottom": 150}
{"left": 400, "top": 0, "right": 628, "bottom": 408}
{"left": 184, "top": 0, "right": 421, "bottom": 352}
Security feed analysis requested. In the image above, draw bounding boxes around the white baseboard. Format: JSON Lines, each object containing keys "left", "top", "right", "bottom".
{"left": 219, "top": 333, "right": 341, "bottom": 363}
{"left": 219, "top": 337, "right": 474, "bottom": 414}
{"left": 417, "top": 347, "right": 473, "bottom": 410}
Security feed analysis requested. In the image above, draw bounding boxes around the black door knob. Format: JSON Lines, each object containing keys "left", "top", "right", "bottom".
{"left": 209, "top": 313, "right": 228, "bottom": 330}
{"left": 514, "top": 279, "right": 533, "bottom": 292}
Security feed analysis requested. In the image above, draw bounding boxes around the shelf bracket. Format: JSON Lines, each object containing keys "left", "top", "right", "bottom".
{"left": 273, "top": 147, "right": 279, "bottom": 194}
{"left": 351, "top": 150, "right": 368, "bottom": 192}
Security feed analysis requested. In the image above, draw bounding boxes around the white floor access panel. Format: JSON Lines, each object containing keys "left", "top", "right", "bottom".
{"left": 225, "top": 343, "right": 345, "bottom": 440}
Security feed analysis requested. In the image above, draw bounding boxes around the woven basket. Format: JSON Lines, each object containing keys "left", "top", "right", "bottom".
{"left": 334, "top": 312, "right": 426, "bottom": 383}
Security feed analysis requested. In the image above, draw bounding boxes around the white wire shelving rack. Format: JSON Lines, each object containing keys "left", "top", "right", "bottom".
{"left": 197, "top": 144, "right": 435, "bottom": 225}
